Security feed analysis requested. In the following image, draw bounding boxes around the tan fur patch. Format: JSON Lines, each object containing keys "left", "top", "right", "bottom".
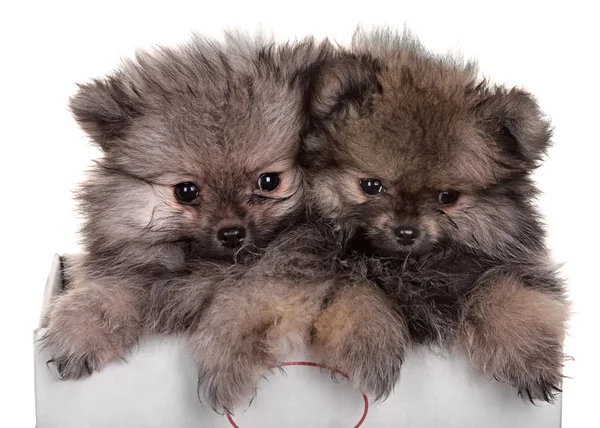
{"left": 261, "top": 282, "right": 328, "bottom": 359}
{"left": 314, "top": 283, "right": 408, "bottom": 353}
{"left": 342, "top": 171, "right": 369, "bottom": 205}
{"left": 313, "top": 281, "right": 408, "bottom": 398}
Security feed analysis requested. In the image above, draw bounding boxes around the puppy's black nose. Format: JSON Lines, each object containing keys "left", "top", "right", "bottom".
{"left": 395, "top": 226, "right": 419, "bottom": 246}
{"left": 218, "top": 227, "right": 246, "bottom": 248}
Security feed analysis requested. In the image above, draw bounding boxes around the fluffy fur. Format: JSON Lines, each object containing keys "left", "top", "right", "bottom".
{"left": 41, "top": 29, "right": 568, "bottom": 411}
{"left": 303, "top": 29, "right": 569, "bottom": 402}
{"left": 185, "top": 219, "right": 409, "bottom": 410}
{"left": 41, "top": 33, "right": 333, "bottom": 404}
{"left": 184, "top": 225, "right": 336, "bottom": 411}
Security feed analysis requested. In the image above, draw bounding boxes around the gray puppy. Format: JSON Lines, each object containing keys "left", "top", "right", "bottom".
{"left": 42, "top": 33, "right": 332, "bottom": 404}
{"left": 303, "top": 29, "right": 569, "bottom": 402}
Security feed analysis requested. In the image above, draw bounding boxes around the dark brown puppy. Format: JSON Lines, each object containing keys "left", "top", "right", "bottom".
{"left": 305, "top": 29, "right": 569, "bottom": 402}
{"left": 41, "top": 34, "right": 332, "bottom": 406}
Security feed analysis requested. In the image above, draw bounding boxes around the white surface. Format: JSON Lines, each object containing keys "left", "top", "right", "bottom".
{"left": 2, "top": 1, "right": 599, "bottom": 427}
{"left": 34, "top": 336, "right": 562, "bottom": 428}
{"left": 34, "top": 255, "right": 560, "bottom": 428}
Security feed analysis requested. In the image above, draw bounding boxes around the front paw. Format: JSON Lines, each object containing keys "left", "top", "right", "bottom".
{"left": 503, "top": 336, "right": 565, "bottom": 403}
{"left": 189, "top": 321, "right": 276, "bottom": 412}
{"left": 42, "top": 332, "right": 112, "bottom": 380}
{"left": 465, "top": 310, "right": 566, "bottom": 403}
{"left": 197, "top": 358, "right": 269, "bottom": 413}
{"left": 517, "top": 370, "right": 563, "bottom": 403}
{"left": 468, "top": 339, "right": 565, "bottom": 403}
{"left": 313, "top": 284, "right": 407, "bottom": 401}
{"left": 463, "top": 281, "right": 568, "bottom": 403}
{"left": 323, "top": 337, "right": 403, "bottom": 401}
{"left": 41, "top": 288, "right": 138, "bottom": 380}
{"left": 41, "top": 323, "right": 127, "bottom": 380}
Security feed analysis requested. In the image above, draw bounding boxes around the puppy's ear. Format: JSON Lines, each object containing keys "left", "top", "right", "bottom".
{"left": 69, "top": 76, "right": 142, "bottom": 151}
{"left": 478, "top": 88, "right": 552, "bottom": 169}
{"left": 310, "top": 55, "right": 381, "bottom": 125}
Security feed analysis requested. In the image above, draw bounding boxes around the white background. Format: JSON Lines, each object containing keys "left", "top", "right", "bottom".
{"left": 1, "top": 0, "right": 598, "bottom": 426}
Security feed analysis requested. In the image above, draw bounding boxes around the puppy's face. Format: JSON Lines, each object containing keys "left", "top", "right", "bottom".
{"left": 306, "top": 45, "right": 550, "bottom": 258}
{"left": 72, "top": 40, "right": 328, "bottom": 260}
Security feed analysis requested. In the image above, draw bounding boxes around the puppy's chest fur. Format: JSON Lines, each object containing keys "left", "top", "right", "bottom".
{"left": 341, "top": 247, "right": 498, "bottom": 344}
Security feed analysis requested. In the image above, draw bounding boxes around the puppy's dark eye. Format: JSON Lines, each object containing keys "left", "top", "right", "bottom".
{"left": 258, "top": 173, "right": 280, "bottom": 192}
{"left": 438, "top": 190, "right": 459, "bottom": 205}
{"left": 174, "top": 182, "right": 200, "bottom": 205}
{"left": 360, "top": 178, "right": 384, "bottom": 195}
